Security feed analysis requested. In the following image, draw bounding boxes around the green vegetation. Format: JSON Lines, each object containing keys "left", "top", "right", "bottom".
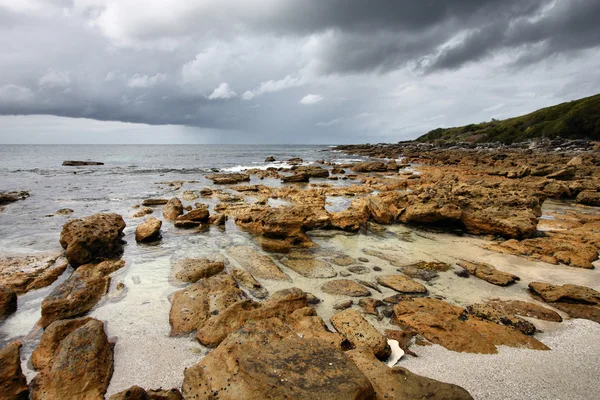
{"left": 417, "top": 94, "right": 600, "bottom": 144}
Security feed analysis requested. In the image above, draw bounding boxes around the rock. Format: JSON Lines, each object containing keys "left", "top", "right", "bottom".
{"left": 195, "top": 288, "right": 308, "bottom": 347}
{"left": 352, "top": 162, "right": 388, "bottom": 172}
{"left": 347, "top": 348, "right": 473, "bottom": 400}
{"left": 333, "top": 299, "right": 354, "bottom": 310}
{"left": 206, "top": 173, "right": 250, "bottom": 185}
{"left": 398, "top": 267, "right": 438, "bottom": 281}
{"left": 359, "top": 298, "right": 383, "bottom": 316}
{"left": 172, "top": 258, "right": 225, "bottom": 283}
{"left": 286, "top": 307, "right": 348, "bottom": 349}
{"left": 132, "top": 207, "right": 153, "bottom": 218}
{"left": 529, "top": 282, "right": 600, "bottom": 323}
{"left": 331, "top": 255, "right": 356, "bottom": 266}
{"left": 330, "top": 309, "right": 391, "bottom": 360}
{"left": 457, "top": 260, "right": 519, "bottom": 286}
{"left": 576, "top": 190, "right": 600, "bottom": 206}
{"left": 358, "top": 257, "right": 369, "bottom": 262}
{"left": 288, "top": 157, "right": 304, "bottom": 164}
{"left": 293, "top": 166, "right": 330, "bottom": 178}
{"left": 0, "top": 285, "right": 17, "bottom": 321}
{"left": 55, "top": 208, "right": 74, "bottom": 215}
{"left": 281, "top": 256, "right": 337, "bottom": 278}
{"left": 385, "top": 329, "right": 418, "bottom": 357}
{"left": 209, "top": 213, "right": 227, "bottom": 226}
{"left": 282, "top": 172, "right": 310, "bottom": 183}
{"left": 231, "top": 268, "right": 268, "bottom": 299}
{"left": 183, "top": 318, "right": 375, "bottom": 400}
{"left": 321, "top": 279, "right": 371, "bottom": 297}
{"left": 109, "top": 386, "right": 183, "bottom": 400}
{"left": 486, "top": 299, "right": 562, "bottom": 322}
{"left": 408, "top": 261, "right": 451, "bottom": 271}
{"left": 60, "top": 213, "right": 126, "bottom": 267}
{"left": 40, "top": 260, "right": 125, "bottom": 328}
{"left": 356, "top": 279, "right": 382, "bottom": 293}
{"left": 265, "top": 156, "right": 276, "bottom": 162}
{"left": 0, "top": 342, "right": 29, "bottom": 400}
{"left": 392, "top": 297, "right": 548, "bottom": 354}
{"left": 0, "top": 191, "right": 29, "bottom": 205}
{"left": 169, "top": 274, "right": 244, "bottom": 335}
{"left": 348, "top": 266, "right": 371, "bottom": 274}
{"left": 547, "top": 166, "right": 576, "bottom": 180}
{"left": 543, "top": 181, "right": 571, "bottom": 198}
{"left": 30, "top": 319, "right": 113, "bottom": 400}
{"left": 376, "top": 275, "right": 427, "bottom": 294}
{"left": 174, "top": 208, "right": 210, "bottom": 227}
{"left": 466, "top": 303, "right": 537, "bottom": 335}
{"left": 229, "top": 246, "right": 290, "bottom": 281}
{"left": 567, "top": 156, "right": 583, "bottom": 166}
{"left": 200, "top": 188, "right": 213, "bottom": 196}
{"left": 142, "top": 199, "right": 169, "bottom": 206}
{"left": 62, "top": 160, "right": 104, "bottom": 166}
{"left": 182, "top": 190, "right": 200, "bottom": 201}
{"left": 0, "top": 253, "right": 67, "bottom": 295}
{"left": 32, "top": 317, "right": 95, "bottom": 370}
{"left": 162, "top": 198, "right": 183, "bottom": 220}
{"left": 135, "top": 217, "right": 162, "bottom": 242}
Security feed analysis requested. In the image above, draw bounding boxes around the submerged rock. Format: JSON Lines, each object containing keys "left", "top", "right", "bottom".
{"left": 330, "top": 308, "right": 391, "bottom": 360}
{"left": 0, "top": 191, "right": 29, "bottom": 205}
{"left": 281, "top": 256, "right": 337, "bottom": 278}
{"left": 230, "top": 268, "right": 268, "bottom": 299}
{"left": 60, "top": 213, "right": 126, "bottom": 267}
{"left": 229, "top": 246, "right": 290, "bottom": 281}
{"left": 172, "top": 258, "right": 225, "bottom": 283}
{"left": 0, "top": 341, "right": 29, "bottom": 400}
{"left": 141, "top": 199, "right": 169, "bottom": 206}
{"left": 457, "top": 260, "right": 519, "bottom": 286}
{"left": 321, "top": 279, "right": 371, "bottom": 297}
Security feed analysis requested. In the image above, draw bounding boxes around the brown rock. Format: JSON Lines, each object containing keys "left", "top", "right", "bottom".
{"left": 135, "top": 217, "right": 162, "bottom": 242}
{"left": 132, "top": 207, "right": 154, "bottom": 218}
{"left": 457, "top": 260, "right": 519, "bottom": 286}
{"left": 359, "top": 298, "right": 384, "bottom": 316}
{"left": 333, "top": 299, "right": 354, "bottom": 310}
{"left": 352, "top": 162, "right": 388, "bottom": 172}
{"left": 377, "top": 275, "right": 428, "bottom": 294}
{"left": 184, "top": 318, "right": 375, "bottom": 400}
{"left": 0, "top": 285, "right": 17, "bottom": 321}
{"left": 169, "top": 274, "right": 244, "bottom": 335}
{"left": 330, "top": 308, "right": 391, "bottom": 360}
{"left": 206, "top": 173, "right": 250, "bottom": 185}
{"left": 282, "top": 172, "right": 310, "bottom": 182}
{"left": 466, "top": 303, "right": 536, "bottom": 335}
{"left": 231, "top": 268, "right": 268, "bottom": 299}
{"left": 330, "top": 255, "right": 356, "bottom": 266}
{"left": 162, "top": 198, "right": 183, "bottom": 220}
{"left": 0, "top": 253, "right": 66, "bottom": 295}
{"left": 40, "top": 260, "right": 125, "bottom": 328}
{"left": 109, "top": 386, "right": 183, "bottom": 400}
{"left": 529, "top": 282, "right": 600, "bottom": 323}
{"left": 322, "top": 279, "right": 371, "bottom": 297}
{"left": 385, "top": 329, "right": 418, "bottom": 357}
{"left": 281, "top": 256, "right": 337, "bottom": 278}
{"left": 0, "top": 341, "right": 29, "bottom": 400}
{"left": 31, "top": 319, "right": 113, "bottom": 400}
{"left": 59, "top": 213, "right": 126, "bottom": 267}
{"left": 486, "top": 299, "right": 562, "bottom": 322}
{"left": 347, "top": 348, "right": 473, "bottom": 400}
{"left": 172, "top": 258, "right": 225, "bottom": 283}
{"left": 175, "top": 208, "right": 209, "bottom": 226}
{"left": 576, "top": 190, "right": 600, "bottom": 206}
{"left": 229, "top": 246, "right": 290, "bottom": 281}
{"left": 142, "top": 199, "right": 169, "bottom": 206}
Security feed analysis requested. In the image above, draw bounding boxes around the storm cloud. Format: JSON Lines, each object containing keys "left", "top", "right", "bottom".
{"left": 0, "top": 0, "right": 599, "bottom": 143}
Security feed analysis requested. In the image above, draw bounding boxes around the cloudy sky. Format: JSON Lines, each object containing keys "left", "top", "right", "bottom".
{"left": 1, "top": 0, "right": 599, "bottom": 144}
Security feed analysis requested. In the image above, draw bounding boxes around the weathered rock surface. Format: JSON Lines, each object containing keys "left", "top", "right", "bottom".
{"left": 347, "top": 348, "right": 474, "bottom": 400}
{"left": 466, "top": 303, "right": 536, "bottom": 335}
{"left": 229, "top": 246, "right": 290, "bottom": 281}
{"left": 576, "top": 190, "right": 600, "bottom": 206}
{"left": 392, "top": 297, "right": 549, "bottom": 354}
{"left": 0, "top": 341, "right": 29, "bottom": 400}
{"left": 195, "top": 288, "right": 308, "bottom": 347}
{"left": 529, "top": 282, "right": 600, "bottom": 323}
{"left": 0, "top": 190, "right": 29, "bottom": 205}
{"left": 458, "top": 260, "right": 519, "bottom": 286}
{"left": 206, "top": 173, "right": 250, "bottom": 185}
{"left": 281, "top": 256, "right": 337, "bottom": 278}
{"left": 40, "top": 260, "right": 125, "bottom": 327}
{"left": 184, "top": 318, "right": 375, "bottom": 400}
{"left": 359, "top": 298, "right": 384, "bottom": 316}
{"left": 60, "top": 213, "right": 126, "bottom": 267}
{"left": 109, "top": 386, "right": 183, "bottom": 399}
{"left": 135, "top": 217, "right": 162, "bottom": 242}
{"left": 352, "top": 162, "right": 388, "bottom": 172}
{"left": 330, "top": 309, "right": 391, "bottom": 360}
{"left": 0, "top": 285, "right": 17, "bottom": 321}
{"left": 230, "top": 268, "right": 268, "bottom": 299}
{"left": 162, "top": 198, "right": 183, "bottom": 220}
{"left": 31, "top": 319, "right": 113, "bottom": 400}
{"left": 172, "top": 258, "right": 224, "bottom": 283}
{"left": 486, "top": 299, "right": 562, "bottom": 322}
{"left": 322, "top": 279, "right": 371, "bottom": 297}
{"left": 132, "top": 207, "right": 154, "bottom": 218}
{"left": 142, "top": 199, "right": 169, "bottom": 206}
{"left": 0, "top": 253, "right": 67, "bottom": 295}
{"left": 376, "top": 275, "right": 427, "bottom": 294}
{"left": 282, "top": 172, "right": 310, "bottom": 183}
{"left": 174, "top": 208, "right": 210, "bottom": 228}
{"left": 169, "top": 274, "right": 244, "bottom": 335}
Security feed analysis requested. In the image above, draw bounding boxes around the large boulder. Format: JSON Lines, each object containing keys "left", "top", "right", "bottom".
{"left": 330, "top": 309, "right": 391, "bottom": 360}
{"left": 0, "top": 341, "right": 29, "bottom": 400}
{"left": 60, "top": 213, "right": 126, "bottom": 267}
{"left": 183, "top": 318, "right": 375, "bottom": 400}
{"left": 162, "top": 198, "right": 183, "bottom": 220}
{"left": 174, "top": 208, "right": 210, "bottom": 228}
{"left": 40, "top": 260, "right": 125, "bottom": 328}
{"left": 30, "top": 319, "right": 113, "bottom": 400}
{"left": 135, "top": 217, "right": 162, "bottom": 242}
{"left": 576, "top": 190, "right": 600, "bottom": 206}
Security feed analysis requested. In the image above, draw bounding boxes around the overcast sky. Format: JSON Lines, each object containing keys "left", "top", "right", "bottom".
{"left": 1, "top": 0, "right": 599, "bottom": 144}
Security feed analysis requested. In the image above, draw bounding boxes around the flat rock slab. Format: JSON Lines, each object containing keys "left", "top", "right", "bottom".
{"left": 229, "top": 246, "right": 290, "bottom": 281}
{"left": 0, "top": 253, "right": 66, "bottom": 295}
{"left": 347, "top": 348, "right": 474, "bottom": 400}
{"left": 529, "top": 282, "right": 600, "bottom": 323}
{"left": 466, "top": 303, "right": 536, "bottom": 335}
{"left": 281, "top": 257, "right": 337, "bottom": 278}
{"left": 486, "top": 299, "right": 562, "bottom": 322}
{"left": 321, "top": 279, "right": 371, "bottom": 297}
{"left": 172, "top": 258, "right": 225, "bottom": 283}
{"left": 330, "top": 308, "right": 391, "bottom": 360}
{"left": 377, "top": 275, "right": 427, "bottom": 294}
{"left": 458, "top": 260, "right": 519, "bottom": 286}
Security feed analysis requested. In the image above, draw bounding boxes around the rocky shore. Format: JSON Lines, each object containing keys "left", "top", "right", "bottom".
{"left": 1, "top": 139, "right": 600, "bottom": 399}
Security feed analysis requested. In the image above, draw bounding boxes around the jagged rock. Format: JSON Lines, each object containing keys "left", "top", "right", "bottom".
{"left": 322, "top": 279, "right": 371, "bottom": 297}
{"left": 40, "top": 260, "right": 125, "bottom": 328}
{"left": 135, "top": 217, "right": 162, "bottom": 242}
{"left": 292, "top": 166, "right": 329, "bottom": 178}
{"left": 330, "top": 309, "right": 391, "bottom": 360}
{"left": 385, "top": 329, "right": 418, "bottom": 357}
{"left": 466, "top": 303, "right": 537, "bottom": 335}
{"left": 392, "top": 297, "right": 548, "bottom": 354}
{"left": 457, "top": 260, "right": 519, "bottom": 286}
{"left": 195, "top": 288, "right": 308, "bottom": 347}
{"left": 543, "top": 182, "right": 571, "bottom": 198}
{"left": 169, "top": 274, "right": 244, "bottom": 335}
{"left": 0, "top": 341, "right": 29, "bottom": 400}
{"left": 182, "top": 190, "right": 200, "bottom": 201}
{"left": 59, "top": 213, "right": 126, "bottom": 267}
{"left": 486, "top": 299, "right": 562, "bottom": 322}
{"left": 206, "top": 173, "right": 250, "bottom": 185}
{"left": 0, "top": 253, "right": 67, "bottom": 295}
{"left": 162, "top": 198, "right": 183, "bottom": 220}
{"left": 376, "top": 275, "right": 427, "bottom": 294}
{"left": 30, "top": 319, "right": 113, "bottom": 400}
{"left": 209, "top": 213, "right": 227, "bottom": 226}
{"left": 55, "top": 208, "right": 74, "bottom": 215}
{"left": 547, "top": 166, "right": 576, "bottom": 180}
{"left": 183, "top": 318, "right": 375, "bottom": 400}
{"left": 398, "top": 267, "right": 438, "bottom": 281}
{"left": 229, "top": 246, "right": 290, "bottom": 281}
{"left": 172, "top": 258, "right": 225, "bottom": 283}
{"left": 529, "top": 282, "right": 600, "bottom": 323}
{"left": 231, "top": 268, "right": 268, "bottom": 299}
{"left": 0, "top": 285, "right": 17, "bottom": 321}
